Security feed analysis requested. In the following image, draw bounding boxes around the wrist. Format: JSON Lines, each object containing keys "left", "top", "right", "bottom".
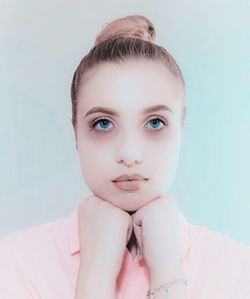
{"left": 148, "top": 276, "right": 188, "bottom": 299}
{"left": 147, "top": 284, "right": 187, "bottom": 299}
{"left": 75, "top": 265, "right": 116, "bottom": 299}
{"left": 79, "top": 251, "right": 118, "bottom": 280}
{"left": 150, "top": 265, "right": 186, "bottom": 296}
{"left": 150, "top": 263, "right": 186, "bottom": 290}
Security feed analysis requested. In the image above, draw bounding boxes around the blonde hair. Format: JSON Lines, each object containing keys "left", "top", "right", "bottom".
{"left": 71, "top": 15, "right": 186, "bottom": 130}
{"left": 94, "top": 15, "right": 156, "bottom": 45}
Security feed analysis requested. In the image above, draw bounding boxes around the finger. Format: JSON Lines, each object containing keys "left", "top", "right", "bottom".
{"left": 126, "top": 213, "right": 134, "bottom": 244}
{"left": 132, "top": 210, "right": 142, "bottom": 226}
{"left": 131, "top": 212, "right": 137, "bottom": 221}
{"left": 133, "top": 223, "right": 143, "bottom": 252}
{"left": 133, "top": 210, "right": 145, "bottom": 258}
{"left": 136, "top": 242, "right": 144, "bottom": 261}
{"left": 126, "top": 227, "right": 132, "bottom": 244}
{"left": 133, "top": 213, "right": 143, "bottom": 256}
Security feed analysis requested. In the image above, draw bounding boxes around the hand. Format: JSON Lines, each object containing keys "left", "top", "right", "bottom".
{"left": 132, "top": 195, "right": 184, "bottom": 278}
{"left": 77, "top": 195, "right": 133, "bottom": 280}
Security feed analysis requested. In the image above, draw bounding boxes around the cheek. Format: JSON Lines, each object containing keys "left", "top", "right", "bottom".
{"left": 151, "top": 134, "right": 181, "bottom": 170}
{"left": 77, "top": 138, "right": 113, "bottom": 174}
{"left": 153, "top": 131, "right": 181, "bottom": 156}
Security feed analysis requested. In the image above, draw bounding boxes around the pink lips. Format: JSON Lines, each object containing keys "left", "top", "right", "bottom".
{"left": 112, "top": 173, "right": 148, "bottom": 191}
{"left": 112, "top": 173, "right": 147, "bottom": 182}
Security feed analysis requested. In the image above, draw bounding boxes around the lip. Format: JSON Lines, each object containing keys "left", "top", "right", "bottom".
{"left": 112, "top": 173, "right": 147, "bottom": 182}
{"left": 112, "top": 179, "right": 148, "bottom": 191}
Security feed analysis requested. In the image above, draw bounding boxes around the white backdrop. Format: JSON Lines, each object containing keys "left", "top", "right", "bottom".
{"left": 0, "top": 0, "right": 250, "bottom": 244}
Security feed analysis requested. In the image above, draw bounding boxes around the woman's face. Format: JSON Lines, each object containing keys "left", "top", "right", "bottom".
{"left": 75, "top": 59, "right": 185, "bottom": 212}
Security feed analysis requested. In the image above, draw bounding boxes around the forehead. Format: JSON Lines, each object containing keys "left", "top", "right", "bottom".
{"left": 77, "top": 60, "right": 184, "bottom": 114}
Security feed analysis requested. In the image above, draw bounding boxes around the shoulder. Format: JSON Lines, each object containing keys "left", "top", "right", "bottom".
{"left": 0, "top": 213, "right": 75, "bottom": 298}
{"left": 188, "top": 221, "right": 250, "bottom": 261}
{"left": 0, "top": 214, "right": 70, "bottom": 253}
{"left": 0, "top": 213, "right": 73, "bottom": 272}
{"left": 187, "top": 220, "right": 250, "bottom": 298}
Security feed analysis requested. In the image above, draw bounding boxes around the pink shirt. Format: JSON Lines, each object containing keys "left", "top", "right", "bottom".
{"left": 1, "top": 206, "right": 250, "bottom": 299}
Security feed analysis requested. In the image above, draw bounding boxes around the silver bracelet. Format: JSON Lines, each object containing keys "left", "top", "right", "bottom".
{"left": 146, "top": 278, "right": 188, "bottom": 299}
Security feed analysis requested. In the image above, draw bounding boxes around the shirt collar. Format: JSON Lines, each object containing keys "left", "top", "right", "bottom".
{"left": 68, "top": 205, "right": 191, "bottom": 263}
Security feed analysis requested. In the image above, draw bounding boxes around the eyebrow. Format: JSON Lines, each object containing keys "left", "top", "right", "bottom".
{"left": 84, "top": 104, "right": 173, "bottom": 118}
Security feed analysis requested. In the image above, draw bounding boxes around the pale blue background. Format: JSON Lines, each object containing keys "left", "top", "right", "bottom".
{"left": 0, "top": 0, "right": 249, "bottom": 244}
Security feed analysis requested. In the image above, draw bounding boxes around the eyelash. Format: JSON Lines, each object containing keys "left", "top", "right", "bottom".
{"left": 88, "top": 115, "right": 168, "bottom": 134}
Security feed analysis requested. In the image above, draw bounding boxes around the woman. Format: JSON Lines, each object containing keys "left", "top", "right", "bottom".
{"left": 1, "top": 15, "right": 250, "bottom": 299}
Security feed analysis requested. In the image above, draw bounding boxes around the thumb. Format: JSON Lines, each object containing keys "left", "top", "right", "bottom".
{"left": 132, "top": 212, "right": 143, "bottom": 256}
{"left": 126, "top": 215, "right": 134, "bottom": 245}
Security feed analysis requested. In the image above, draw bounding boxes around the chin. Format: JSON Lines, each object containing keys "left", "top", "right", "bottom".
{"left": 127, "top": 210, "right": 137, "bottom": 215}
{"left": 114, "top": 198, "right": 150, "bottom": 212}
{"left": 111, "top": 200, "right": 142, "bottom": 212}
{"left": 114, "top": 204, "right": 138, "bottom": 212}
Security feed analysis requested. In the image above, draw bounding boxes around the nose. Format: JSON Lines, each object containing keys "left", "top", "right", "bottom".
{"left": 115, "top": 136, "right": 143, "bottom": 167}
{"left": 116, "top": 157, "right": 142, "bottom": 167}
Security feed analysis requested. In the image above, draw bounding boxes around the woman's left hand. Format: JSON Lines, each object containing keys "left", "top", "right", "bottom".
{"left": 132, "top": 194, "right": 184, "bottom": 280}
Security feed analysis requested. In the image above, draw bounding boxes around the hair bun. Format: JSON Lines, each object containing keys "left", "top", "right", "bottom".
{"left": 94, "top": 15, "right": 156, "bottom": 46}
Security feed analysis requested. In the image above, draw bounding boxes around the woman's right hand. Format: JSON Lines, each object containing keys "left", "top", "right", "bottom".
{"left": 77, "top": 195, "right": 133, "bottom": 282}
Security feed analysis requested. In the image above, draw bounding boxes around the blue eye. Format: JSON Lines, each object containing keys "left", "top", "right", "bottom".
{"left": 97, "top": 119, "right": 112, "bottom": 129}
{"left": 88, "top": 116, "right": 167, "bottom": 134}
{"left": 147, "top": 118, "right": 165, "bottom": 130}
{"left": 88, "top": 118, "right": 114, "bottom": 134}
